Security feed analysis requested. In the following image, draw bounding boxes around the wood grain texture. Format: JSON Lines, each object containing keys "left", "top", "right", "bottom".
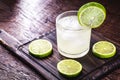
{"left": 1, "top": 28, "right": 120, "bottom": 80}
{"left": 0, "top": 0, "right": 120, "bottom": 80}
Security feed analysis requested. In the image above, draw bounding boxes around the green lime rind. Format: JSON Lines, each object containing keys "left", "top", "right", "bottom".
{"left": 28, "top": 39, "right": 52, "bottom": 58}
{"left": 92, "top": 41, "right": 116, "bottom": 58}
{"left": 78, "top": 2, "right": 106, "bottom": 13}
{"left": 57, "top": 59, "right": 82, "bottom": 77}
{"left": 29, "top": 49, "right": 52, "bottom": 58}
{"left": 78, "top": 2, "right": 106, "bottom": 28}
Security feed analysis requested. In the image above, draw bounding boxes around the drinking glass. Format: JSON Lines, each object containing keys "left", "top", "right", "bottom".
{"left": 56, "top": 10, "right": 91, "bottom": 58}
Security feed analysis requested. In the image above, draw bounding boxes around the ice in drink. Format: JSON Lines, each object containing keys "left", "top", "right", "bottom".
{"left": 56, "top": 11, "right": 91, "bottom": 58}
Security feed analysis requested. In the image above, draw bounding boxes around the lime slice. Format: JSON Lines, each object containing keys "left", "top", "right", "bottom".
{"left": 57, "top": 59, "right": 82, "bottom": 77}
{"left": 28, "top": 39, "right": 52, "bottom": 58}
{"left": 78, "top": 2, "right": 106, "bottom": 28}
{"left": 92, "top": 41, "right": 116, "bottom": 58}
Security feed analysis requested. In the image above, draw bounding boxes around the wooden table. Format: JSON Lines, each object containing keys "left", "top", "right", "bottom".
{"left": 0, "top": 0, "right": 120, "bottom": 80}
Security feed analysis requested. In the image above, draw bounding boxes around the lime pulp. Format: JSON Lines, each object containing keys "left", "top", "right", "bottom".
{"left": 57, "top": 59, "right": 82, "bottom": 77}
{"left": 92, "top": 41, "right": 116, "bottom": 58}
{"left": 28, "top": 39, "right": 52, "bottom": 58}
{"left": 78, "top": 2, "right": 106, "bottom": 28}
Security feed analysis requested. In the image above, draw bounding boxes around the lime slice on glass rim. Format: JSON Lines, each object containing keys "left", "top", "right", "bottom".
{"left": 92, "top": 41, "right": 116, "bottom": 58}
{"left": 28, "top": 39, "right": 52, "bottom": 58}
{"left": 57, "top": 59, "right": 82, "bottom": 77}
{"left": 78, "top": 2, "right": 106, "bottom": 28}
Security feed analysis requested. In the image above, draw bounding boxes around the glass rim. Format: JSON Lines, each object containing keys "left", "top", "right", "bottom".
{"left": 56, "top": 10, "right": 91, "bottom": 31}
{"left": 56, "top": 10, "right": 78, "bottom": 23}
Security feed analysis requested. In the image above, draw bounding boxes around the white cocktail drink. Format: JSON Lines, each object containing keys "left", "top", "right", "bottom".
{"left": 56, "top": 11, "right": 91, "bottom": 58}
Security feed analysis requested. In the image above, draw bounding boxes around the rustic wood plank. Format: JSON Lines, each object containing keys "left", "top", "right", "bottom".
{"left": 1, "top": 28, "right": 120, "bottom": 79}
{"left": 0, "top": 29, "right": 59, "bottom": 80}
{"left": 0, "top": 0, "right": 120, "bottom": 79}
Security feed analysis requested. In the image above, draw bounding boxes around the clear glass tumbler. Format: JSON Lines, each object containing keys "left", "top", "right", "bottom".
{"left": 56, "top": 10, "right": 91, "bottom": 58}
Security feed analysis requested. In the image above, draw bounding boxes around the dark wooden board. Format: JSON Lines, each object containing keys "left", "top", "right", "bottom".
{"left": 1, "top": 29, "right": 120, "bottom": 80}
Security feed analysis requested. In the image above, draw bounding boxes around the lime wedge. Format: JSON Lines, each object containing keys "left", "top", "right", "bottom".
{"left": 92, "top": 41, "right": 116, "bottom": 58}
{"left": 28, "top": 39, "right": 52, "bottom": 58}
{"left": 57, "top": 59, "right": 82, "bottom": 77}
{"left": 78, "top": 2, "right": 106, "bottom": 28}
